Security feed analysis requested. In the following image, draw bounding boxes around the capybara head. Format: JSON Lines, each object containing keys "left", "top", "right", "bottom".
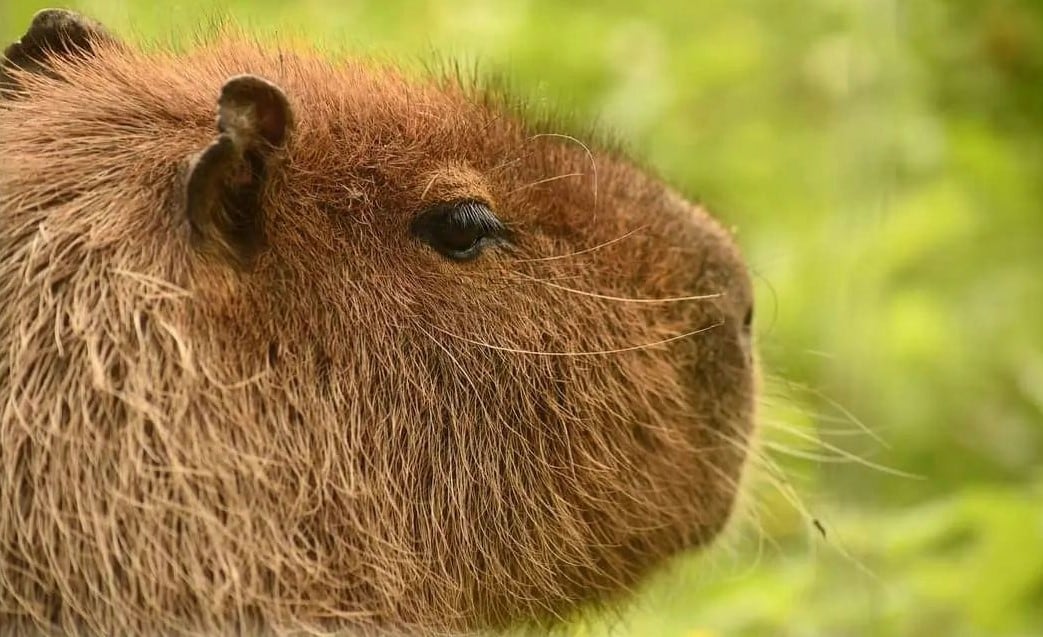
{"left": 0, "top": 9, "right": 757, "bottom": 636}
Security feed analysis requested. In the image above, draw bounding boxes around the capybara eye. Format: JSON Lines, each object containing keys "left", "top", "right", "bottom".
{"left": 743, "top": 305, "right": 754, "bottom": 331}
{"left": 412, "top": 200, "right": 506, "bottom": 261}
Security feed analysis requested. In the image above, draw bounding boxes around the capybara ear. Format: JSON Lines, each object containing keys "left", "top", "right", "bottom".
{"left": 184, "top": 75, "right": 294, "bottom": 270}
{"left": 0, "top": 8, "right": 115, "bottom": 94}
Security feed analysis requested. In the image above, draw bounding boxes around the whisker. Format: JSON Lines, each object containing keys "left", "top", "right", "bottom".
{"left": 748, "top": 265, "right": 780, "bottom": 338}
{"left": 430, "top": 321, "right": 723, "bottom": 357}
{"left": 756, "top": 394, "right": 893, "bottom": 433}
{"left": 748, "top": 455, "right": 818, "bottom": 525}
{"left": 762, "top": 375, "right": 888, "bottom": 447}
{"left": 506, "top": 172, "right": 584, "bottom": 195}
{"left": 527, "top": 132, "right": 599, "bottom": 210}
{"left": 703, "top": 426, "right": 819, "bottom": 531}
{"left": 509, "top": 226, "right": 648, "bottom": 264}
{"left": 758, "top": 417, "right": 886, "bottom": 438}
{"left": 761, "top": 442, "right": 870, "bottom": 464}
{"left": 487, "top": 149, "right": 538, "bottom": 174}
{"left": 732, "top": 375, "right": 889, "bottom": 583}
{"left": 488, "top": 155, "right": 525, "bottom": 173}
{"left": 511, "top": 272, "right": 722, "bottom": 304}
{"left": 761, "top": 432, "right": 922, "bottom": 480}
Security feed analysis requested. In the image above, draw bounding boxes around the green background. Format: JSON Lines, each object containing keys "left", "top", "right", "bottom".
{"left": 3, "top": 1, "right": 1041, "bottom": 635}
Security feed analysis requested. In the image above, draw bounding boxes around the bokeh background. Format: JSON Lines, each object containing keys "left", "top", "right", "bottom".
{"left": 3, "top": 1, "right": 1041, "bottom": 635}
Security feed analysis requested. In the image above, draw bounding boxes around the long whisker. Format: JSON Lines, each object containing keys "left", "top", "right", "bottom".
{"left": 756, "top": 394, "right": 896, "bottom": 437}
{"left": 511, "top": 272, "right": 722, "bottom": 304}
{"left": 762, "top": 375, "right": 887, "bottom": 447}
{"left": 506, "top": 172, "right": 584, "bottom": 195}
{"left": 487, "top": 148, "right": 539, "bottom": 174}
{"left": 430, "top": 321, "right": 723, "bottom": 357}
{"left": 760, "top": 442, "right": 871, "bottom": 464}
{"left": 758, "top": 416, "right": 887, "bottom": 438}
{"left": 760, "top": 429, "right": 922, "bottom": 479}
{"left": 509, "top": 226, "right": 648, "bottom": 264}
{"left": 717, "top": 380, "right": 888, "bottom": 583}
{"left": 487, "top": 155, "right": 525, "bottom": 174}
{"left": 702, "top": 424, "right": 819, "bottom": 525}
{"left": 527, "top": 132, "right": 599, "bottom": 210}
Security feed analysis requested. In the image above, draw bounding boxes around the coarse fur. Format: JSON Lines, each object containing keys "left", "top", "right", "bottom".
{"left": 0, "top": 10, "right": 757, "bottom": 636}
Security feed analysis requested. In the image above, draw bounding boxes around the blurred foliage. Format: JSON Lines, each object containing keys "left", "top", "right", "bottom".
{"left": 2, "top": 1, "right": 1042, "bottom": 635}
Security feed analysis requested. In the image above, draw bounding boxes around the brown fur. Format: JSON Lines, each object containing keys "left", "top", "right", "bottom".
{"left": 0, "top": 12, "right": 756, "bottom": 637}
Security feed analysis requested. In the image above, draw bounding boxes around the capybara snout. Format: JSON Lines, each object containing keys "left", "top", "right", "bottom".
{"left": 0, "top": 9, "right": 756, "bottom": 635}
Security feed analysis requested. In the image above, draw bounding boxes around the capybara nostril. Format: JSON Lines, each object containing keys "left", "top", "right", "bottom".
{"left": 0, "top": 8, "right": 758, "bottom": 636}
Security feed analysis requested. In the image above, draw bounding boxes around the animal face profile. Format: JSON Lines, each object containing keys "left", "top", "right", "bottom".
{"left": 0, "top": 9, "right": 757, "bottom": 635}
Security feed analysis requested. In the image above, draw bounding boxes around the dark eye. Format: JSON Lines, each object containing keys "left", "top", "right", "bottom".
{"left": 411, "top": 200, "right": 507, "bottom": 261}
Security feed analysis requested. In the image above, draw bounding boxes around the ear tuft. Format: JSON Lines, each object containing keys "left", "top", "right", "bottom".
{"left": 1, "top": 9, "right": 115, "bottom": 93}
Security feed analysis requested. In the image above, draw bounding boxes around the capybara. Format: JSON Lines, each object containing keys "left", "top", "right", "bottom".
{"left": 0, "top": 9, "right": 757, "bottom": 636}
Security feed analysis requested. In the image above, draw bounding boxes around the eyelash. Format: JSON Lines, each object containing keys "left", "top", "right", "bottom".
{"left": 411, "top": 200, "right": 508, "bottom": 261}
